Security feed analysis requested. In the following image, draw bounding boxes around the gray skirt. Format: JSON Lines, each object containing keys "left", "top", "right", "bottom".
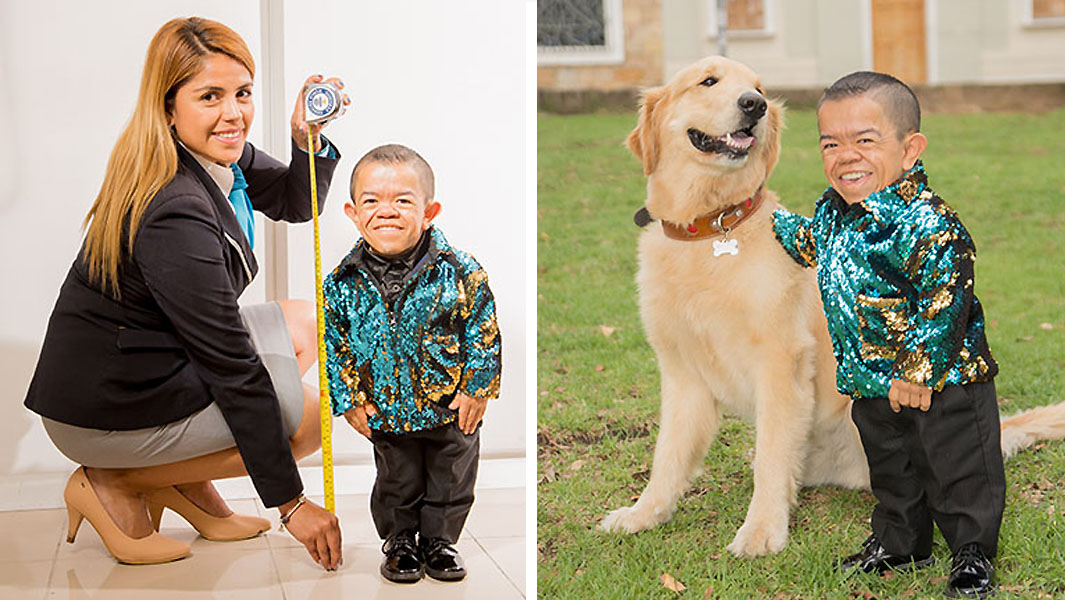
{"left": 42, "top": 302, "right": 305, "bottom": 468}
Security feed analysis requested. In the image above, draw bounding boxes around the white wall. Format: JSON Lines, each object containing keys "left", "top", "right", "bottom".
{"left": 663, "top": 0, "right": 866, "bottom": 88}
{"left": 283, "top": 0, "right": 527, "bottom": 464}
{"left": 978, "top": 1, "right": 1065, "bottom": 83}
{"left": 0, "top": 0, "right": 526, "bottom": 508}
{"left": 664, "top": 0, "right": 1065, "bottom": 89}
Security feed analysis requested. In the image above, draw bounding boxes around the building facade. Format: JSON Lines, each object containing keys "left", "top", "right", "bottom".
{"left": 539, "top": 0, "right": 1065, "bottom": 109}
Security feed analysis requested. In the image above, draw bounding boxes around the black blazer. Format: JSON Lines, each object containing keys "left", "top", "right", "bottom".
{"left": 25, "top": 138, "right": 339, "bottom": 507}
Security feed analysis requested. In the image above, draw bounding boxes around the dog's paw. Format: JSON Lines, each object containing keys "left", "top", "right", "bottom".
{"left": 725, "top": 519, "right": 788, "bottom": 557}
{"left": 598, "top": 506, "right": 663, "bottom": 534}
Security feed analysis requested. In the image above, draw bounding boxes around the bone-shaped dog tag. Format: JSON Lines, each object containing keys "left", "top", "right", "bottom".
{"left": 713, "top": 238, "right": 739, "bottom": 257}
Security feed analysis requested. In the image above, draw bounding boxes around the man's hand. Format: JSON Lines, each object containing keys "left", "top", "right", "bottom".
{"left": 343, "top": 403, "right": 378, "bottom": 439}
{"left": 889, "top": 379, "right": 932, "bottom": 413}
{"left": 448, "top": 393, "right": 487, "bottom": 435}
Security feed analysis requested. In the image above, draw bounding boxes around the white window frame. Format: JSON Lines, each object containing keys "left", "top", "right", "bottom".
{"left": 925, "top": 0, "right": 939, "bottom": 84}
{"left": 705, "top": 0, "right": 775, "bottom": 39}
{"left": 1022, "top": 0, "right": 1065, "bottom": 28}
{"left": 537, "top": 0, "right": 625, "bottom": 66}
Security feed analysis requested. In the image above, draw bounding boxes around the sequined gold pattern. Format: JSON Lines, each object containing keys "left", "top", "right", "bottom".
{"left": 772, "top": 162, "right": 997, "bottom": 399}
{"left": 323, "top": 227, "right": 502, "bottom": 433}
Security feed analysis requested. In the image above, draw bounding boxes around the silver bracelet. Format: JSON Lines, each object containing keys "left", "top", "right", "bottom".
{"left": 280, "top": 494, "right": 307, "bottom": 530}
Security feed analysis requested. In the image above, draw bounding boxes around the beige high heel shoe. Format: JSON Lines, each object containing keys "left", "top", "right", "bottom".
{"left": 147, "top": 485, "right": 270, "bottom": 542}
{"left": 64, "top": 467, "right": 190, "bottom": 565}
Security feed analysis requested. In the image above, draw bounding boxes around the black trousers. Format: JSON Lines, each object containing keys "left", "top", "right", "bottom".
{"left": 369, "top": 422, "right": 479, "bottom": 543}
{"left": 850, "top": 380, "right": 1005, "bottom": 558}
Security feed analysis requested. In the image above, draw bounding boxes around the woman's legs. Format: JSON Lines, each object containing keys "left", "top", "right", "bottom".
{"left": 160, "top": 300, "right": 320, "bottom": 522}
{"left": 85, "top": 382, "right": 322, "bottom": 538}
{"left": 84, "top": 299, "right": 321, "bottom": 539}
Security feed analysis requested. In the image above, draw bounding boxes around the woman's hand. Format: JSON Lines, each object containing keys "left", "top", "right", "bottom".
{"left": 291, "top": 74, "right": 350, "bottom": 152}
{"left": 280, "top": 496, "right": 343, "bottom": 570}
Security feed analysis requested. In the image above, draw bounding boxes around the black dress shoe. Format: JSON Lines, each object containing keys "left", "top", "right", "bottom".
{"left": 837, "top": 534, "right": 933, "bottom": 574}
{"left": 380, "top": 531, "right": 423, "bottom": 583}
{"left": 947, "top": 543, "right": 995, "bottom": 598}
{"left": 420, "top": 536, "right": 466, "bottom": 581}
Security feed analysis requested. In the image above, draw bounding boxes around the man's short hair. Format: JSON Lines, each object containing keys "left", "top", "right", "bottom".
{"left": 350, "top": 144, "right": 435, "bottom": 202}
{"left": 818, "top": 71, "right": 921, "bottom": 139}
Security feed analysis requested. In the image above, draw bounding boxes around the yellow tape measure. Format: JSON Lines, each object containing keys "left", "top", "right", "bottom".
{"left": 308, "top": 127, "right": 335, "bottom": 514}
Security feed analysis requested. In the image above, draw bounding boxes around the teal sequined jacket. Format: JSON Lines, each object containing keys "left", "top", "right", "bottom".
{"left": 323, "top": 227, "right": 501, "bottom": 433}
{"left": 772, "top": 162, "right": 997, "bottom": 399}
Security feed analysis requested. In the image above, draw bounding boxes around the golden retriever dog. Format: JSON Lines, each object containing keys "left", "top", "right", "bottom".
{"left": 598, "top": 55, "right": 1065, "bottom": 557}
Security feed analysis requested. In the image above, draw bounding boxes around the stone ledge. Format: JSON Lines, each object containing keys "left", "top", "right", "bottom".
{"left": 538, "top": 88, "right": 642, "bottom": 114}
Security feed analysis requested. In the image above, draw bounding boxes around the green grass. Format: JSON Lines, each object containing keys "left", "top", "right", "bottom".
{"left": 537, "top": 108, "right": 1065, "bottom": 599}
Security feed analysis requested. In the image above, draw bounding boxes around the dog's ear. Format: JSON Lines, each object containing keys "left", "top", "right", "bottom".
{"left": 627, "top": 86, "right": 666, "bottom": 176}
{"left": 761, "top": 98, "right": 785, "bottom": 179}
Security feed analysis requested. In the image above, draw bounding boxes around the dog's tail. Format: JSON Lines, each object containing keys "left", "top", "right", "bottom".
{"left": 1000, "top": 401, "right": 1065, "bottom": 459}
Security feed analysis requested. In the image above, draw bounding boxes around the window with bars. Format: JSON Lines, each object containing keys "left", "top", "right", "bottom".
{"left": 538, "top": 0, "right": 606, "bottom": 46}
{"left": 537, "top": 0, "right": 625, "bottom": 65}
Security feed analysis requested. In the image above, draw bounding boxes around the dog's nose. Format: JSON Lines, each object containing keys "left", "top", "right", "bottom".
{"left": 738, "top": 92, "right": 767, "bottom": 120}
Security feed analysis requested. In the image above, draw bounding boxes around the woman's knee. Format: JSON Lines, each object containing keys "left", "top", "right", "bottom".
{"left": 290, "top": 385, "right": 323, "bottom": 459}
{"left": 278, "top": 299, "right": 316, "bottom": 352}
{"left": 277, "top": 299, "right": 317, "bottom": 375}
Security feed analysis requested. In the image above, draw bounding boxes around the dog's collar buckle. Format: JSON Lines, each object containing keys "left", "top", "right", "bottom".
{"left": 715, "top": 211, "right": 730, "bottom": 236}
{"left": 659, "top": 186, "right": 764, "bottom": 243}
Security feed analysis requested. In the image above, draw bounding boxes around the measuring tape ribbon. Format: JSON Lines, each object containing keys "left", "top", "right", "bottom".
{"left": 305, "top": 80, "right": 344, "bottom": 514}
{"left": 309, "top": 127, "right": 335, "bottom": 514}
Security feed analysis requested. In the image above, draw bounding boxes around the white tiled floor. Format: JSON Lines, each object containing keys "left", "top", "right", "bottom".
{"left": 0, "top": 488, "right": 526, "bottom": 599}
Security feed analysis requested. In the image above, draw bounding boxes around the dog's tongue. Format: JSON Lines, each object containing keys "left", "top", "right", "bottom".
{"left": 724, "top": 130, "right": 755, "bottom": 150}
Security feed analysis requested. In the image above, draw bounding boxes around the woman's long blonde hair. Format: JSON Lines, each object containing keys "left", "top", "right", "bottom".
{"left": 82, "top": 17, "right": 255, "bottom": 297}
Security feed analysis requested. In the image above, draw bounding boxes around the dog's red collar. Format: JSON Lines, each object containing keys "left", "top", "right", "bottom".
{"left": 659, "top": 186, "right": 765, "bottom": 242}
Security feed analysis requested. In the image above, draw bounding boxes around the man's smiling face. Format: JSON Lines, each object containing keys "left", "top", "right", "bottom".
{"left": 345, "top": 161, "right": 440, "bottom": 257}
{"left": 817, "top": 93, "right": 925, "bottom": 204}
